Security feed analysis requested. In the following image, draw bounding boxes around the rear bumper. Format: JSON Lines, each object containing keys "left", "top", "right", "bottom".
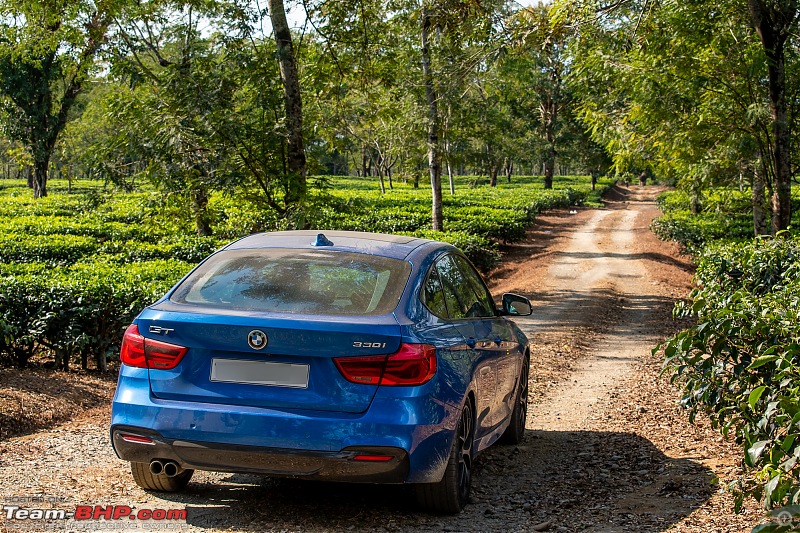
{"left": 111, "top": 366, "right": 458, "bottom": 483}
{"left": 112, "top": 427, "right": 409, "bottom": 483}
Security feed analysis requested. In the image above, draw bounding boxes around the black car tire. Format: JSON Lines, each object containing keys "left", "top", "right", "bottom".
{"left": 416, "top": 400, "right": 475, "bottom": 514}
{"left": 130, "top": 462, "right": 194, "bottom": 492}
{"left": 499, "top": 354, "right": 529, "bottom": 445}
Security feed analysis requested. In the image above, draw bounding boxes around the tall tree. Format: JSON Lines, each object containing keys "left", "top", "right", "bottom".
{"left": 0, "top": 0, "right": 117, "bottom": 198}
{"left": 747, "top": 0, "right": 799, "bottom": 234}
{"left": 420, "top": 6, "right": 443, "bottom": 229}
{"left": 561, "top": 0, "right": 796, "bottom": 236}
{"left": 267, "top": 0, "right": 307, "bottom": 209}
{"left": 107, "top": 1, "right": 311, "bottom": 232}
{"left": 513, "top": 3, "right": 570, "bottom": 189}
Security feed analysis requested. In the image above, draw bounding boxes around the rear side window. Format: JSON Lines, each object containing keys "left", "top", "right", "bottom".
{"left": 170, "top": 249, "right": 411, "bottom": 316}
{"left": 452, "top": 255, "right": 496, "bottom": 317}
{"left": 421, "top": 267, "right": 449, "bottom": 318}
{"left": 435, "top": 254, "right": 495, "bottom": 319}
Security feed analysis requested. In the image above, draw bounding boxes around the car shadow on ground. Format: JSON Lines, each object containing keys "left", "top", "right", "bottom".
{"left": 150, "top": 430, "right": 713, "bottom": 532}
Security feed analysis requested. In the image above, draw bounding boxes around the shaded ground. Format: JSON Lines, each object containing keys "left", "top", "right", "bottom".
{"left": 0, "top": 185, "right": 764, "bottom": 532}
{"left": 0, "top": 368, "right": 116, "bottom": 440}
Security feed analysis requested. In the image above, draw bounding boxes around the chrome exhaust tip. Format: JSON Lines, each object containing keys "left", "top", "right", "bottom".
{"left": 149, "top": 460, "right": 164, "bottom": 475}
{"left": 162, "top": 461, "right": 183, "bottom": 477}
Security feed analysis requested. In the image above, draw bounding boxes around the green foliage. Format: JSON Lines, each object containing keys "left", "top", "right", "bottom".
{"left": 0, "top": 174, "right": 606, "bottom": 369}
{"left": 651, "top": 211, "right": 752, "bottom": 250}
{"left": 99, "top": 236, "right": 222, "bottom": 264}
{"left": 0, "top": 259, "right": 192, "bottom": 368}
{"left": 652, "top": 188, "right": 800, "bottom": 250}
{"left": 410, "top": 230, "right": 499, "bottom": 270}
{"left": 0, "top": 233, "right": 99, "bottom": 265}
{"left": 0, "top": 0, "right": 118, "bottom": 197}
{"left": 662, "top": 235, "right": 800, "bottom": 511}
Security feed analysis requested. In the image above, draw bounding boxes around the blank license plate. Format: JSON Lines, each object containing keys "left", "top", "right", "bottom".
{"left": 210, "top": 359, "right": 309, "bottom": 388}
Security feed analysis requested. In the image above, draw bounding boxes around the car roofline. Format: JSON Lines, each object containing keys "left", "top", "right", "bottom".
{"left": 220, "top": 230, "right": 440, "bottom": 261}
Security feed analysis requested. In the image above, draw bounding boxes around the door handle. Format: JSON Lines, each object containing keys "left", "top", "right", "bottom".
{"left": 466, "top": 337, "right": 476, "bottom": 348}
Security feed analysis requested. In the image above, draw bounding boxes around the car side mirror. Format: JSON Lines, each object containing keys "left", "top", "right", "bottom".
{"left": 501, "top": 293, "right": 532, "bottom": 316}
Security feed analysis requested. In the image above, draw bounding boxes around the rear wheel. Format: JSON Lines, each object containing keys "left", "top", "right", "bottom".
{"left": 499, "top": 354, "right": 529, "bottom": 445}
{"left": 130, "top": 462, "right": 194, "bottom": 492}
{"left": 416, "top": 400, "right": 475, "bottom": 514}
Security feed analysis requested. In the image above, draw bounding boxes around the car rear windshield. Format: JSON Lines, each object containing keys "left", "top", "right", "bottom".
{"left": 170, "top": 249, "right": 412, "bottom": 316}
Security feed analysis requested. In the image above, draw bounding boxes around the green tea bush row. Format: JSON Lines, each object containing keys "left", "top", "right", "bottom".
{"left": 0, "top": 234, "right": 100, "bottom": 264}
{"left": 0, "top": 233, "right": 223, "bottom": 265}
{"left": 662, "top": 236, "right": 800, "bottom": 512}
{"left": 651, "top": 210, "right": 752, "bottom": 250}
{"left": 410, "top": 230, "right": 500, "bottom": 271}
{"left": 0, "top": 259, "right": 192, "bottom": 369}
{"left": 0, "top": 175, "right": 608, "bottom": 369}
{"left": 99, "top": 236, "right": 223, "bottom": 263}
{"left": 0, "top": 216, "right": 150, "bottom": 241}
{"left": 445, "top": 206, "right": 529, "bottom": 243}
{"left": 0, "top": 192, "right": 85, "bottom": 218}
{"left": 653, "top": 187, "right": 800, "bottom": 250}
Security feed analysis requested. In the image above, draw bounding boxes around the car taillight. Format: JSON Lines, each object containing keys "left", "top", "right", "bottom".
{"left": 120, "top": 324, "right": 188, "bottom": 370}
{"left": 120, "top": 325, "right": 146, "bottom": 367}
{"left": 333, "top": 355, "right": 386, "bottom": 385}
{"left": 334, "top": 344, "right": 436, "bottom": 386}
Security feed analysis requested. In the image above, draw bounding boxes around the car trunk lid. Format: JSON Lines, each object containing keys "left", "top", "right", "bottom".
{"left": 137, "top": 306, "right": 402, "bottom": 414}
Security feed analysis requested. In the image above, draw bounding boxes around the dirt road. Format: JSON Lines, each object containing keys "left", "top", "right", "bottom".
{"left": 0, "top": 186, "right": 762, "bottom": 532}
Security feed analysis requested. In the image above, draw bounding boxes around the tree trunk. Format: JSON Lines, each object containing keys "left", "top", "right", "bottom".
{"left": 444, "top": 111, "right": 455, "bottom": 195}
{"left": 489, "top": 161, "right": 498, "bottom": 187}
{"left": 447, "top": 157, "right": 455, "bottom": 195}
{"left": 748, "top": 0, "right": 796, "bottom": 234}
{"left": 752, "top": 170, "right": 770, "bottom": 236}
{"left": 191, "top": 187, "right": 213, "bottom": 236}
{"left": 267, "top": 0, "right": 307, "bottom": 207}
{"left": 361, "top": 145, "right": 368, "bottom": 177}
{"left": 541, "top": 87, "right": 559, "bottom": 190}
{"left": 543, "top": 103, "right": 556, "bottom": 190}
{"left": 767, "top": 46, "right": 791, "bottom": 235}
{"left": 377, "top": 168, "right": 386, "bottom": 194}
{"left": 32, "top": 155, "right": 49, "bottom": 198}
{"left": 690, "top": 187, "right": 702, "bottom": 214}
{"left": 421, "top": 8, "right": 443, "bottom": 231}
{"left": 543, "top": 152, "right": 555, "bottom": 190}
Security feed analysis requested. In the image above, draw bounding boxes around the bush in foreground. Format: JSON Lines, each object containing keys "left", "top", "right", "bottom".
{"left": 662, "top": 235, "right": 800, "bottom": 512}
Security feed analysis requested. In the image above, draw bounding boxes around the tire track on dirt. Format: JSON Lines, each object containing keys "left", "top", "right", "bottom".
{"left": 515, "top": 202, "right": 654, "bottom": 431}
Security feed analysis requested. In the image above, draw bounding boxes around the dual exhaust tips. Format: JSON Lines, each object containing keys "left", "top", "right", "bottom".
{"left": 149, "top": 459, "right": 183, "bottom": 477}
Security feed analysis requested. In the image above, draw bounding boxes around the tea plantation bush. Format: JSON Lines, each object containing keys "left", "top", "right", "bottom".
{"left": 652, "top": 187, "right": 800, "bottom": 251}
{"left": 654, "top": 186, "right": 800, "bottom": 518}
{"left": 662, "top": 236, "right": 800, "bottom": 512}
{"left": 0, "top": 259, "right": 192, "bottom": 369}
{"left": 0, "top": 175, "right": 611, "bottom": 369}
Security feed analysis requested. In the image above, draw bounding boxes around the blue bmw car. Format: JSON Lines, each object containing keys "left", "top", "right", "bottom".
{"left": 110, "top": 230, "right": 531, "bottom": 513}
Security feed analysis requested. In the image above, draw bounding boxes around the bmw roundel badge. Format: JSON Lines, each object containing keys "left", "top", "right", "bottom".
{"left": 248, "top": 330, "right": 268, "bottom": 350}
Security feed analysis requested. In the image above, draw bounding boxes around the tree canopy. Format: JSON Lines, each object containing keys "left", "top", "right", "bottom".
{"left": 0, "top": 0, "right": 795, "bottom": 236}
